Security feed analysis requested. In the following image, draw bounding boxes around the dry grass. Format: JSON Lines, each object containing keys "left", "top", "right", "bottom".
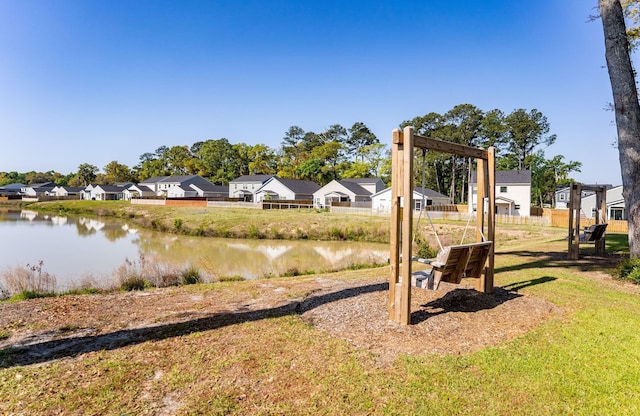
{"left": 0, "top": 261, "right": 56, "bottom": 299}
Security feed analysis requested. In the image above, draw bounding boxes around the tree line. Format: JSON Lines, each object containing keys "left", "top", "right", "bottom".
{"left": 0, "top": 104, "right": 581, "bottom": 207}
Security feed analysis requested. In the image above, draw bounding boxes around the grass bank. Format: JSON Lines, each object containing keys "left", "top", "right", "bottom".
{"left": 26, "top": 200, "right": 391, "bottom": 242}
{"left": 1, "top": 226, "right": 639, "bottom": 414}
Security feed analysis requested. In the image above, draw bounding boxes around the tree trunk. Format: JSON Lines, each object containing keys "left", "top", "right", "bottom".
{"left": 600, "top": 0, "right": 640, "bottom": 257}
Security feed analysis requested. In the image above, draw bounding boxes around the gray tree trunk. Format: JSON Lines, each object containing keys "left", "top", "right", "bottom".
{"left": 600, "top": 0, "right": 640, "bottom": 257}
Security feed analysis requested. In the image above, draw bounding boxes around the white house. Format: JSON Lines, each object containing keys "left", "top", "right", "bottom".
{"left": 189, "top": 183, "right": 229, "bottom": 198}
{"left": 87, "top": 185, "right": 126, "bottom": 200}
{"left": 554, "top": 184, "right": 609, "bottom": 209}
{"left": 229, "top": 175, "right": 275, "bottom": 201}
{"left": 313, "top": 178, "right": 384, "bottom": 208}
{"left": 48, "top": 186, "right": 83, "bottom": 198}
{"left": 138, "top": 175, "right": 216, "bottom": 197}
{"left": 21, "top": 182, "right": 55, "bottom": 197}
{"left": 581, "top": 185, "right": 626, "bottom": 220}
{"left": 123, "top": 184, "right": 156, "bottom": 200}
{"left": 254, "top": 177, "right": 320, "bottom": 202}
{"left": 166, "top": 184, "right": 198, "bottom": 198}
{"left": 371, "top": 187, "right": 452, "bottom": 213}
{"left": 469, "top": 170, "right": 532, "bottom": 217}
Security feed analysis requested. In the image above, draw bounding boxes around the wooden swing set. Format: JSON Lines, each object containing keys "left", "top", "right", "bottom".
{"left": 389, "top": 126, "right": 496, "bottom": 325}
{"left": 568, "top": 183, "right": 608, "bottom": 259}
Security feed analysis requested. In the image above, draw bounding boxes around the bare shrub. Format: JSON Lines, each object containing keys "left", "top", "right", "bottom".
{"left": 0, "top": 260, "right": 56, "bottom": 298}
{"left": 114, "top": 255, "right": 183, "bottom": 291}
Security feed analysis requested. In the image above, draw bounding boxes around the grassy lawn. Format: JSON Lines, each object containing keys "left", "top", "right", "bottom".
{"left": 1, "top": 203, "right": 638, "bottom": 414}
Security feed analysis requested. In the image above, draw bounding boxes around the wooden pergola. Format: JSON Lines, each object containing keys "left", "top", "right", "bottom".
{"left": 389, "top": 126, "right": 496, "bottom": 325}
{"left": 568, "top": 183, "right": 607, "bottom": 259}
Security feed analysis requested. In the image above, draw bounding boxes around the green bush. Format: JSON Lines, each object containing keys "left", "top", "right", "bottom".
{"left": 616, "top": 257, "right": 640, "bottom": 284}
{"left": 8, "top": 290, "right": 56, "bottom": 302}
{"left": 219, "top": 275, "right": 245, "bottom": 282}
{"left": 247, "top": 224, "right": 263, "bottom": 239}
{"left": 414, "top": 234, "right": 438, "bottom": 259}
{"left": 181, "top": 265, "right": 201, "bottom": 285}
{"left": 120, "top": 276, "right": 146, "bottom": 291}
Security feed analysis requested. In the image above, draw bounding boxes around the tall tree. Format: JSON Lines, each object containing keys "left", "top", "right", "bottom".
{"left": 103, "top": 161, "right": 134, "bottom": 184}
{"left": 75, "top": 163, "right": 98, "bottom": 186}
{"left": 247, "top": 144, "right": 277, "bottom": 175}
{"left": 163, "top": 145, "right": 195, "bottom": 175}
{"left": 503, "top": 109, "right": 556, "bottom": 171}
{"left": 600, "top": 0, "right": 640, "bottom": 257}
{"left": 192, "top": 139, "right": 240, "bottom": 184}
{"left": 346, "top": 122, "right": 378, "bottom": 162}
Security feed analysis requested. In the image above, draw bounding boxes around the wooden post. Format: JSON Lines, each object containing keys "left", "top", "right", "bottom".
{"left": 595, "top": 186, "right": 607, "bottom": 255}
{"left": 388, "top": 129, "right": 403, "bottom": 321}
{"left": 399, "top": 126, "right": 414, "bottom": 325}
{"left": 477, "top": 147, "right": 495, "bottom": 293}
{"left": 568, "top": 183, "right": 581, "bottom": 260}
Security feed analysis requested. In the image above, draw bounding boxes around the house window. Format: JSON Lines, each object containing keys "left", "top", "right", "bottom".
{"left": 515, "top": 204, "right": 520, "bottom": 210}
{"left": 500, "top": 186, "right": 507, "bottom": 193}
{"left": 592, "top": 208, "right": 597, "bottom": 218}
{"left": 611, "top": 208, "right": 624, "bottom": 220}
{"left": 559, "top": 193, "right": 565, "bottom": 201}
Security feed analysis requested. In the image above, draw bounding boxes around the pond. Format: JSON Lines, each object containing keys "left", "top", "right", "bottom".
{"left": 0, "top": 209, "right": 388, "bottom": 293}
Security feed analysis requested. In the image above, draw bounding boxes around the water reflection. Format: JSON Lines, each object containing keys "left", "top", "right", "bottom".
{"left": 0, "top": 209, "right": 388, "bottom": 291}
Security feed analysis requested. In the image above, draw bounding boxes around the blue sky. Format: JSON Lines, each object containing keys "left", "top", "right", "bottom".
{"left": 0, "top": 1, "right": 622, "bottom": 185}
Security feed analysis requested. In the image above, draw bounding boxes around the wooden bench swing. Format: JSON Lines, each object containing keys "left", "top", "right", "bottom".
{"left": 389, "top": 126, "right": 496, "bottom": 325}
{"left": 580, "top": 223, "right": 608, "bottom": 243}
{"left": 567, "top": 183, "right": 608, "bottom": 259}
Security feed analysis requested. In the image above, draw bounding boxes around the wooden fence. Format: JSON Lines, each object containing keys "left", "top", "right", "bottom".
{"left": 542, "top": 208, "right": 628, "bottom": 232}
{"left": 262, "top": 200, "right": 313, "bottom": 210}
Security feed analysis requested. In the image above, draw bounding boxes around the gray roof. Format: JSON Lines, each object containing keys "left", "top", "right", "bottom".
{"left": 230, "top": 174, "right": 275, "bottom": 183}
{"left": 471, "top": 170, "right": 531, "bottom": 184}
{"left": 341, "top": 178, "right": 383, "bottom": 185}
{"left": 29, "top": 182, "right": 55, "bottom": 189}
{"left": 159, "top": 175, "right": 201, "bottom": 183}
{"left": 191, "top": 183, "right": 229, "bottom": 193}
{"left": 140, "top": 176, "right": 169, "bottom": 184}
{"left": 414, "top": 187, "right": 449, "bottom": 199}
{"left": 62, "top": 186, "right": 84, "bottom": 193}
{"left": 1, "top": 183, "right": 25, "bottom": 190}
{"left": 95, "top": 185, "right": 125, "bottom": 193}
{"left": 336, "top": 180, "right": 371, "bottom": 196}
{"left": 274, "top": 178, "right": 321, "bottom": 194}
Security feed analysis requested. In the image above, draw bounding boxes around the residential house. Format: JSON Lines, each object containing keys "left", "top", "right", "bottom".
{"left": 229, "top": 175, "right": 276, "bottom": 201}
{"left": 554, "top": 184, "right": 611, "bottom": 209}
{"left": 87, "top": 185, "right": 126, "bottom": 201}
{"left": 371, "top": 187, "right": 452, "bottom": 212}
{"left": 581, "top": 185, "right": 626, "bottom": 220}
{"left": 139, "top": 175, "right": 217, "bottom": 197}
{"left": 166, "top": 185, "right": 198, "bottom": 198}
{"left": 123, "top": 184, "right": 156, "bottom": 200}
{"left": 80, "top": 184, "right": 95, "bottom": 200}
{"left": 21, "top": 182, "right": 56, "bottom": 197}
{"left": 0, "top": 183, "right": 24, "bottom": 196}
{"left": 189, "top": 183, "right": 229, "bottom": 198}
{"left": 340, "top": 178, "right": 385, "bottom": 195}
{"left": 313, "top": 178, "right": 384, "bottom": 208}
{"left": 48, "top": 186, "right": 83, "bottom": 198}
{"left": 254, "top": 177, "right": 320, "bottom": 202}
{"left": 469, "top": 170, "right": 532, "bottom": 217}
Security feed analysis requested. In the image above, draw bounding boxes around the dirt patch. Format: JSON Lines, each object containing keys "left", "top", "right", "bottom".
{"left": 0, "top": 273, "right": 565, "bottom": 367}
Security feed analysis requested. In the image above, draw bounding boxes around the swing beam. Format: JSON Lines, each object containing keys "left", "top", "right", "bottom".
{"left": 389, "top": 126, "right": 496, "bottom": 325}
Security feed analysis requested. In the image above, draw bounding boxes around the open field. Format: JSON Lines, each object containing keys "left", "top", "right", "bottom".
{"left": 0, "top": 203, "right": 638, "bottom": 415}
